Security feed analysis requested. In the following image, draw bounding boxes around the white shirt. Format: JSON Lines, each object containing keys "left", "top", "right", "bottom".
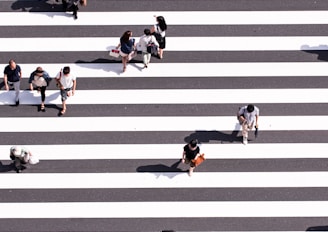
{"left": 238, "top": 106, "right": 259, "bottom": 124}
{"left": 56, "top": 71, "right": 76, "bottom": 89}
{"left": 138, "top": 35, "right": 159, "bottom": 52}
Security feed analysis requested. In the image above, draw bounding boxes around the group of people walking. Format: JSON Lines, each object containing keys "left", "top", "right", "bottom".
{"left": 116, "top": 16, "right": 167, "bottom": 72}
{"left": 3, "top": 59, "right": 77, "bottom": 115}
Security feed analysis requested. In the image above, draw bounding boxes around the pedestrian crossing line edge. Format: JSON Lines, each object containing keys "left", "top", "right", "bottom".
{"left": 2, "top": 36, "right": 328, "bottom": 51}
{"left": 1, "top": 172, "right": 328, "bottom": 189}
{"left": 1, "top": 11, "right": 328, "bottom": 26}
{"left": 1, "top": 89, "right": 327, "bottom": 105}
{"left": 1, "top": 63, "right": 327, "bottom": 78}
{"left": 1, "top": 201, "right": 328, "bottom": 218}
{"left": 1, "top": 116, "right": 328, "bottom": 132}
{"left": 1, "top": 143, "right": 328, "bottom": 160}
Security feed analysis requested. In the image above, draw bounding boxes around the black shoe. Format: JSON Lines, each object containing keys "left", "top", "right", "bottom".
{"left": 74, "top": 14, "right": 78, "bottom": 19}
{"left": 15, "top": 100, "right": 19, "bottom": 106}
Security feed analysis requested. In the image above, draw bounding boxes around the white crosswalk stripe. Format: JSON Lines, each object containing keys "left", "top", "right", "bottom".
{"left": 0, "top": 1, "right": 327, "bottom": 231}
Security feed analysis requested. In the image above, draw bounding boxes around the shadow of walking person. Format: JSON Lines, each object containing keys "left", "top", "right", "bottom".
{"left": 0, "top": 161, "right": 15, "bottom": 173}
{"left": 306, "top": 225, "right": 328, "bottom": 231}
{"left": 136, "top": 160, "right": 186, "bottom": 178}
{"left": 301, "top": 44, "right": 328, "bottom": 61}
{"left": 11, "top": 0, "right": 63, "bottom": 12}
{"left": 185, "top": 130, "right": 241, "bottom": 144}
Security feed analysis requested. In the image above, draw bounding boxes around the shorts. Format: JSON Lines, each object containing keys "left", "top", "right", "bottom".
{"left": 184, "top": 158, "right": 196, "bottom": 167}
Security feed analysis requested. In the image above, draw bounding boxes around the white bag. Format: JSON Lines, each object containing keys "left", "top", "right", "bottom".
{"left": 109, "top": 49, "right": 120, "bottom": 58}
{"left": 28, "top": 155, "right": 39, "bottom": 165}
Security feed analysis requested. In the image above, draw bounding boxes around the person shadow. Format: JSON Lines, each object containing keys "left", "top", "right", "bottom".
{"left": 184, "top": 128, "right": 242, "bottom": 144}
{"left": 306, "top": 225, "right": 328, "bottom": 231}
{"left": 136, "top": 160, "right": 186, "bottom": 179}
{"left": 301, "top": 44, "right": 328, "bottom": 61}
{"left": 11, "top": 0, "right": 64, "bottom": 12}
{"left": 76, "top": 46, "right": 143, "bottom": 75}
{"left": 0, "top": 161, "right": 15, "bottom": 173}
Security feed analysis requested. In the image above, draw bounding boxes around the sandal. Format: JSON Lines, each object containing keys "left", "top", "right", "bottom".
{"left": 41, "top": 105, "right": 45, "bottom": 112}
{"left": 60, "top": 109, "right": 66, "bottom": 115}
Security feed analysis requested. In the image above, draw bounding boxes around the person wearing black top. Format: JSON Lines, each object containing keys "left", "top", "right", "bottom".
{"left": 182, "top": 139, "right": 201, "bottom": 176}
{"left": 3, "top": 59, "right": 22, "bottom": 106}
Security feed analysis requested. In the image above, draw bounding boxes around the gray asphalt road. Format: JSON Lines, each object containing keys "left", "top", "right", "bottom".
{"left": 0, "top": 0, "right": 328, "bottom": 231}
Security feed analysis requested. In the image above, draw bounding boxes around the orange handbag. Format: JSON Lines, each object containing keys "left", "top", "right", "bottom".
{"left": 192, "top": 153, "right": 205, "bottom": 167}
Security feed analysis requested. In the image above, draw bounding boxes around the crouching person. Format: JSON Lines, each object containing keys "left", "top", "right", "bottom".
{"left": 10, "top": 146, "right": 39, "bottom": 173}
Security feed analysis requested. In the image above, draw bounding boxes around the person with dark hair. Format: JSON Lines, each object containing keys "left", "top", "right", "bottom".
{"left": 55, "top": 66, "right": 77, "bottom": 115}
{"left": 237, "top": 104, "right": 259, "bottom": 145}
{"left": 116, "top": 31, "right": 136, "bottom": 73}
{"left": 29, "top": 67, "right": 52, "bottom": 112}
{"left": 3, "top": 59, "right": 22, "bottom": 106}
{"left": 138, "top": 28, "right": 159, "bottom": 68}
{"left": 151, "top": 15, "right": 167, "bottom": 59}
{"left": 182, "top": 139, "right": 201, "bottom": 176}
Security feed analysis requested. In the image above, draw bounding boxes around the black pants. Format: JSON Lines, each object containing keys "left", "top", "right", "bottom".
{"left": 62, "top": 0, "right": 79, "bottom": 15}
{"left": 36, "top": 86, "right": 46, "bottom": 102}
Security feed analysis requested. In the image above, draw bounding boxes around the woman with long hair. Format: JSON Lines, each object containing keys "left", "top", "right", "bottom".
{"left": 116, "top": 30, "right": 136, "bottom": 72}
{"left": 151, "top": 16, "right": 167, "bottom": 59}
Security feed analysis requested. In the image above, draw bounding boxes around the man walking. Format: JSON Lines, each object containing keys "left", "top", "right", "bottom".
{"left": 237, "top": 104, "right": 259, "bottom": 145}
{"left": 3, "top": 59, "right": 22, "bottom": 106}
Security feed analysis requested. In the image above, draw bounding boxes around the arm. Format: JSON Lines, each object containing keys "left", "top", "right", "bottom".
{"left": 182, "top": 151, "right": 186, "bottom": 163}
{"left": 72, "top": 79, "right": 76, "bottom": 95}
{"left": 3, "top": 74, "right": 8, "bottom": 91}
{"left": 29, "top": 72, "right": 34, "bottom": 91}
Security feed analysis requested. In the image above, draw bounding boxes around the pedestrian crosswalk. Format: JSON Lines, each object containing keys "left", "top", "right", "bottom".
{"left": 1, "top": 0, "right": 328, "bottom": 231}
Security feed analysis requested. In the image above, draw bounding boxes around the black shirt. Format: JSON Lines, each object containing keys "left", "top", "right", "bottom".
{"left": 4, "top": 65, "right": 21, "bottom": 82}
{"left": 184, "top": 144, "right": 200, "bottom": 160}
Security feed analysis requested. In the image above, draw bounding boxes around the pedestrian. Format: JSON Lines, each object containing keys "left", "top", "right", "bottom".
{"left": 9, "top": 146, "right": 38, "bottom": 173}
{"left": 29, "top": 67, "right": 52, "bottom": 112}
{"left": 182, "top": 139, "right": 201, "bottom": 176}
{"left": 55, "top": 66, "right": 77, "bottom": 115}
{"left": 3, "top": 59, "right": 22, "bottom": 106}
{"left": 237, "top": 104, "right": 259, "bottom": 145}
{"left": 151, "top": 16, "right": 167, "bottom": 59}
{"left": 62, "top": 0, "right": 87, "bottom": 19}
{"left": 116, "top": 31, "right": 136, "bottom": 73}
{"left": 138, "top": 28, "right": 159, "bottom": 68}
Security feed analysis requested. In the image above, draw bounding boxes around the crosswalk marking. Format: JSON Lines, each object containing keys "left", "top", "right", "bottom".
{"left": 1, "top": 172, "right": 328, "bottom": 189}
{"left": 1, "top": 63, "right": 328, "bottom": 78}
{"left": 2, "top": 201, "right": 328, "bottom": 218}
{"left": 2, "top": 143, "right": 328, "bottom": 160}
{"left": 1, "top": 116, "right": 328, "bottom": 132}
{"left": 1, "top": 11, "right": 328, "bottom": 26}
{"left": 2, "top": 36, "right": 328, "bottom": 51}
{"left": 1, "top": 3, "right": 327, "bottom": 230}
{"left": 1, "top": 89, "right": 327, "bottom": 105}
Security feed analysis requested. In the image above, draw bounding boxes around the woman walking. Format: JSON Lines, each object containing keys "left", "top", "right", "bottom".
{"left": 29, "top": 67, "right": 51, "bottom": 112}
{"left": 116, "top": 31, "right": 136, "bottom": 73}
{"left": 151, "top": 16, "right": 167, "bottom": 59}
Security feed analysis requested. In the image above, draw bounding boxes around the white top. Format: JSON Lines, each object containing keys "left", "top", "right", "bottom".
{"left": 154, "top": 24, "right": 166, "bottom": 37}
{"left": 238, "top": 105, "right": 259, "bottom": 124}
{"left": 56, "top": 71, "right": 76, "bottom": 89}
{"left": 138, "top": 35, "right": 159, "bottom": 52}
{"left": 10, "top": 146, "right": 29, "bottom": 159}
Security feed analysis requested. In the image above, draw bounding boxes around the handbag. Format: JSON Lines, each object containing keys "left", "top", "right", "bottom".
{"left": 28, "top": 155, "right": 39, "bottom": 165}
{"left": 147, "top": 42, "right": 158, "bottom": 55}
{"left": 109, "top": 49, "right": 120, "bottom": 58}
{"left": 192, "top": 153, "right": 205, "bottom": 167}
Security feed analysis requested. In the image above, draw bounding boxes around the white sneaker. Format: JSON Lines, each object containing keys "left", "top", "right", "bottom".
{"left": 243, "top": 136, "right": 248, "bottom": 145}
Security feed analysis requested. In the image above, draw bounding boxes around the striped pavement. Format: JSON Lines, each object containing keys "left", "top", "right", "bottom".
{"left": 1, "top": 0, "right": 328, "bottom": 231}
